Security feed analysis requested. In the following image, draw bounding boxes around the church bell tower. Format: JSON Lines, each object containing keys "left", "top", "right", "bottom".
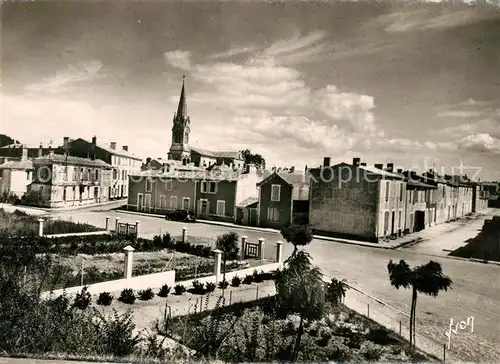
{"left": 168, "top": 75, "right": 191, "bottom": 163}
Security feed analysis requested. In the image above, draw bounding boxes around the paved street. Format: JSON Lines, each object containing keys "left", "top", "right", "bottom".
{"left": 50, "top": 206, "right": 500, "bottom": 361}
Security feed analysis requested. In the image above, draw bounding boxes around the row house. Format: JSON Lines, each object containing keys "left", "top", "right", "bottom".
{"left": 256, "top": 170, "right": 310, "bottom": 229}
{"left": 0, "top": 147, "right": 33, "bottom": 198}
{"left": 56, "top": 136, "right": 142, "bottom": 200}
{"left": 127, "top": 164, "right": 267, "bottom": 223}
{"left": 28, "top": 153, "right": 113, "bottom": 208}
{"left": 309, "top": 158, "right": 406, "bottom": 243}
{"left": 0, "top": 142, "right": 54, "bottom": 159}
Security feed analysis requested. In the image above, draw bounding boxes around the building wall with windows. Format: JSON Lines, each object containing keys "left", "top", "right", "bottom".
{"left": 376, "top": 178, "right": 407, "bottom": 239}
{"left": 0, "top": 159, "right": 33, "bottom": 198}
{"left": 257, "top": 173, "right": 294, "bottom": 229}
{"left": 195, "top": 179, "right": 238, "bottom": 223}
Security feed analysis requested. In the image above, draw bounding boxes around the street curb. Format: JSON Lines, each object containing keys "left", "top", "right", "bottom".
{"left": 413, "top": 252, "right": 500, "bottom": 266}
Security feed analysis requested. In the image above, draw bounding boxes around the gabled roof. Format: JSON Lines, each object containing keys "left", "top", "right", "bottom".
{"left": 68, "top": 138, "right": 142, "bottom": 161}
{"left": 257, "top": 171, "right": 310, "bottom": 187}
{"left": 190, "top": 147, "right": 243, "bottom": 160}
{"left": 132, "top": 168, "right": 240, "bottom": 181}
{"left": 357, "top": 164, "right": 405, "bottom": 179}
{"left": 407, "top": 180, "right": 437, "bottom": 189}
{"left": 33, "top": 154, "right": 112, "bottom": 169}
{"left": 236, "top": 197, "right": 259, "bottom": 208}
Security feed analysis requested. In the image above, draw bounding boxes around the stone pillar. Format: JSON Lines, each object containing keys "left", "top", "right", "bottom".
{"left": 123, "top": 245, "right": 135, "bottom": 279}
{"left": 240, "top": 236, "right": 248, "bottom": 261}
{"left": 182, "top": 227, "right": 188, "bottom": 243}
{"left": 258, "top": 238, "right": 265, "bottom": 260}
{"left": 105, "top": 216, "right": 111, "bottom": 231}
{"left": 115, "top": 217, "right": 120, "bottom": 233}
{"left": 213, "top": 249, "right": 222, "bottom": 283}
{"left": 135, "top": 220, "right": 141, "bottom": 237}
{"left": 37, "top": 218, "right": 44, "bottom": 237}
{"left": 276, "top": 240, "right": 283, "bottom": 265}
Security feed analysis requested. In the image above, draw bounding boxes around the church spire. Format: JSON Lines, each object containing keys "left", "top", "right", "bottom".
{"left": 176, "top": 74, "right": 187, "bottom": 119}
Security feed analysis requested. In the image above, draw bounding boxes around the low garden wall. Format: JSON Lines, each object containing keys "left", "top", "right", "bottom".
{"left": 42, "top": 269, "right": 176, "bottom": 298}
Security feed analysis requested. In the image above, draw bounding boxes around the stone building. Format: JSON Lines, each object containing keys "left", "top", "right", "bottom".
{"left": 28, "top": 153, "right": 112, "bottom": 208}
{"left": 0, "top": 147, "right": 33, "bottom": 198}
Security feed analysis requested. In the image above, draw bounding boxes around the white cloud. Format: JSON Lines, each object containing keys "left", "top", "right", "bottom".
{"left": 207, "top": 46, "right": 258, "bottom": 60}
{"left": 25, "top": 60, "right": 103, "bottom": 94}
{"left": 164, "top": 50, "right": 192, "bottom": 71}
{"left": 461, "top": 133, "right": 500, "bottom": 154}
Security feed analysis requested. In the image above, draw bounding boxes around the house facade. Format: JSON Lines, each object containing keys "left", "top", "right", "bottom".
{"left": 256, "top": 171, "right": 310, "bottom": 229}
{"left": 57, "top": 136, "right": 142, "bottom": 200}
{"left": 309, "top": 158, "right": 406, "bottom": 242}
{"left": 27, "top": 153, "right": 112, "bottom": 208}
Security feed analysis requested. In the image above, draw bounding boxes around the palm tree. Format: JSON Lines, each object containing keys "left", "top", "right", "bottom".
{"left": 325, "top": 278, "right": 349, "bottom": 306}
{"left": 387, "top": 259, "right": 452, "bottom": 349}
{"left": 275, "top": 250, "right": 325, "bottom": 361}
{"left": 215, "top": 231, "right": 239, "bottom": 292}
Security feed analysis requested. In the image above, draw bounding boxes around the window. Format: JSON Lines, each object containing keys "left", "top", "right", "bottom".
{"left": 145, "top": 179, "right": 152, "bottom": 192}
{"left": 271, "top": 184, "right": 281, "bottom": 201}
{"left": 184, "top": 132, "right": 189, "bottom": 143}
{"left": 201, "top": 181, "right": 217, "bottom": 194}
{"left": 63, "top": 167, "right": 68, "bottom": 181}
{"left": 113, "top": 169, "right": 118, "bottom": 180}
{"left": 174, "top": 131, "right": 182, "bottom": 143}
{"left": 159, "top": 195, "right": 167, "bottom": 210}
{"left": 63, "top": 188, "right": 67, "bottom": 202}
{"left": 80, "top": 168, "right": 84, "bottom": 180}
{"left": 145, "top": 194, "right": 151, "bottom": 208}
{"left": 216, "top": 200, "right": 226, "bottom": 215}
{"left": 95, "top": 169, "right": 99, "bottom": 181}
{"left": 182, "top": 197, "right": 190, "bottom": 210}
{"left": 73, "top": 186, "right": 76, "bottom": 200}
{"left": 400, "top": 183, "right": 404, "bottom": 201}
{"left": 267, "top": 207, "right": 280, "bottom": 222}
{"left": 383, "top": 211, "right": 390, "bottom": 235}
{"left": 72, "top": 167, "right": 76, "bottom": 181}
{"left": 165, "top": 179, "right": 173, "bottom": 191}
{"left": 385, "top": 181, "right": 390, "bottom": 201}
{"left": 88, "top": 168, "right": 91, "bottom": 180}
{"left": 169, "top": 196, "right": 177, "bottom": 209}
{"left": 398, "top": 210, "right": 402, "bottom": 228}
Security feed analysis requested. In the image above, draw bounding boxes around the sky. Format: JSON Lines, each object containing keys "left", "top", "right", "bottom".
{"left": 1, "top": 0, "right": 500, "bottom": 180}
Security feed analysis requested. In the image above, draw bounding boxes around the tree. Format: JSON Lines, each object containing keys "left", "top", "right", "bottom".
{"left": 215, "top": 232, "right": 239, "bottom": 293}
{"left": 325, "top": 278, "right": 349, "bottom": 306}
{"left": 280, "top": 224, "right": 313, "bottom": 257}
{"left": 387, "top": 259, "right": 452, "bottom": 349}
{"left": 240, "top": 149, "right": 266, "bottom": 169}
{"left": 275, "top": 250, "right": 325, "bottom": 362}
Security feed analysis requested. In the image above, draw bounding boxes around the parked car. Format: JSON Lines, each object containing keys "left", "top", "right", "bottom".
{"left": 165, "top": 209, "right": 197, "bottom": 222}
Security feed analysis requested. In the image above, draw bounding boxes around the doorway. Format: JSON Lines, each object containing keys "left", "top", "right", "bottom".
{"left": 138, "top": 194, "right": 144, "bottom": 211}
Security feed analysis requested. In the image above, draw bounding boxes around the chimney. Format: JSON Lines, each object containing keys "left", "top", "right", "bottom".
{"left": 305, "top": 165, "right": 308, "bottom": 173}
{"left": 21, "top": 145, "right": 28, "bottom": 161}
{"left": 360, "top": 162, "right": 367, "bottom": 166}
{"left": 397, "top": 168, "right": 403, "bottom": 174}
{"left": 38, "top": 144, "right": 43, "bottom": 158}
{"left": 353, "top": 157, "right": 361, "bottom": 166}
{"left": 289, "top": 166, "right": 295, "bottom": 173}
{"left": 92, "top": 136, "right": 97, "bottom": 145}
{"left": 323, "top": 157, "right": 331, "bottom": 167}
{"left": 110, "top": 142, "right": 116, "bottom": 150}
{"left": 374, "top": 163, "right": 383, "bottom": 170}
{"left": 122, "top": 145, "right": 128, "bottom": 152}
{"left": 386, "top": 163, "right": 394, "bottom": 173}
{"left": 63, "top": 137, "right": 70, "bottom": 148}
{"left": 272, "top": 166, "right": 276, "bottom": 172}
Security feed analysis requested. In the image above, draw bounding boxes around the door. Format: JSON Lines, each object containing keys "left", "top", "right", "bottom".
{"left": 145, "top": 194, "right": 151, "bottom": 211}
{"left": 138, "top": 194, "right": 144, "bottom": 211}
{"left": 236, "top": 208, "right": 244, "bottom": 225}
{"left": 199, "top": 200, "right": 209, "bottom": 216}
{"left": 249, "top": 208, "right": 258, "bottom": 226}
{"left": 391, "top": 211, "right": 395, "bottom": 235}
{"left": 94, "top": 187, "right": 99, "bottom": 202}
{"left": 415, "top": 211, "right": 425, "bottom": 231}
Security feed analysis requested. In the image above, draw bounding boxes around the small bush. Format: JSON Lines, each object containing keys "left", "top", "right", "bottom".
{"left": 158, "top": 284, "right": 170, "bottom": 297}
{"left": 243, "top": 274, "right": 254, "bottom": 284}
{"left": 205, "top": 282, "right": 216, "bottom": 292}
{"left": 253, "top": 269, "right": 263, "bottom": 283}
{"left": 174, "top": 284, "right": 186, "bottom": 295}
{"left": 217, "top": 280, "right": 229, "bottom": 289}
{"left": 360, "top": 341, "right": 383, "bottom": 360}
{"left": 73, "top": 286, "right": 92, "bottom": 310}
{"left": 231, "top": 275, "right": 241, "bottom": 287}
{"left": 191, "top": 280, "right": 205, "bottom": 295}
{"left": 97, "top": 291, "right": 113, "bottom": 306}
{"left": 138, "top": 288, "right": 155, "bottom": 301}
{"left": 118, "top": 288, "right": 136, "bottom": 304}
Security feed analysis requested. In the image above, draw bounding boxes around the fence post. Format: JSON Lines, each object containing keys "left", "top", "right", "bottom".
{"left": 256, "top": 286, "right": 259, "bottom": 300}
{"left": 80, "top": 261, "right": 85, "bottom": 286}
{"left": 123, "top": 245, "right": 135, "bottom": 279}
{"left": 443, "top": 343, "right": 446, "bottom": 362}
{"left": 105, "top": 216, "right": 111, "bottom": 231}
{"left": 182, "top": 227, "right": 188, "bottom": 243}
{"left": 115, "top": 217, "right": 121, "bottom": 233}
{"left": 37, "top": 218, "right": 44, "bottom": 237}
{"left": 229, "top": 290, "right": 232, "bottom": 306}
{"left": 258, "top": 238, "right": 265, "bottom": 260}
{"left": 276, "top": 240, "right": 283, "bottom": 264}
{"left": 135, "top": 220, "right": 141, "bottom": 237}
{"left": 367, "top": 304, "right": 370, "bottom": 318}
{"left": 399, "top": 320, "right": 402, "bottom": 335}
{"left": 240, "top": 236, "right": 247, "bottom": 261}
{"left": 213, "top": 249, "right": 222, "bottom": 283}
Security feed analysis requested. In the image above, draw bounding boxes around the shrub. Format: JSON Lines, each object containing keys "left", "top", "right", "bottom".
{"left": 174, "top": 284, "right": 186, "bottom": 295}
{"left": 231, "top": 275, "right": 241, "bottom": 287}
{"left": 205, "top": 282, "right": 216, "bottom": 292}
{"left": 97, "top": 291, "right": 114, "bottom": 306}
{"left": 243, "top": 274, "right": 254, "bottom": 284}
{"left": 217, "top": 280, "right": 229, "bottom": 289}
{"left": 360, "top": 341, "right": 383, "bottom": 360}
{"left": 191, "top": 280, "right": 205, "bottom": 295}
{"left": 138, "top": 288, "right": 155, "bottom": 301}
{"left": 118, "top": 288, "right": 136, "bottom": 304}
{"left": 253, "top": 269, "right": 263, "bottom": 283}
{"left": 73, "top": 286, "right": 92, "bottom": 310}
{"left": 158, "top": 284, "right": 170, "bottom": 297}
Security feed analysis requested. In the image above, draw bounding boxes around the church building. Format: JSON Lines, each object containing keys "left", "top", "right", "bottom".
{"left": 166, "top": 76, "right": 245, "bottom": 170}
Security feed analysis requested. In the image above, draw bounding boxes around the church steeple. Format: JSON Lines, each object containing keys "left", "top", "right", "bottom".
{"left": 176, "top": 74, "right": 187, "bottom": 119}
{"left": 168, "top": 75, "right": 191, "bottom": 163}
